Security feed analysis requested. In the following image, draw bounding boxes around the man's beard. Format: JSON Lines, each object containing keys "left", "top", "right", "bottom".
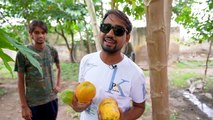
{"left": 101, "top": 44, "right": 120, "bottom": 54}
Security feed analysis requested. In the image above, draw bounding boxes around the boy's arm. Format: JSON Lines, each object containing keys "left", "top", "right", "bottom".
{"left": 17, "top": 72, "right": 32, "bottom": 119}
{"left": 17, "top": 72, "right": 27, "bottom": 108}
{"left": 54, "top": 63, "right": 61, "bottom": 93}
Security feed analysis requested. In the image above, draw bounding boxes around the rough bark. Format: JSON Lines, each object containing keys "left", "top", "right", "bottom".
{"left": 145, "top": 0, "right": 173, "bottom": 119}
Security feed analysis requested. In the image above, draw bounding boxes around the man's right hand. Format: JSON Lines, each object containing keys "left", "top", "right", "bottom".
{"left": 70, "top": 94, "right": 91, "bottom": 112}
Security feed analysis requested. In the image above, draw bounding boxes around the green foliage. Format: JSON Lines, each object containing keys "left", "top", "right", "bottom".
{"left": 170, "top": 60, "right": 207, "bottom": 88}
{"left": 1, "top": 0, "right": 90, "bottom": 44}
{"left": 0, "top": 28, "right": 16, "bottom": 76}
{"left": 172, "top": 0, "right": 196, "bottom": 26}
{"left": 114, "top": 0, "right": 145, "bottom": 20}
{"left": 144, "top": 102, "right": 151, "bottom": 115}
{"left": 170, "top": 112, "right": 178, "bottom": 120}
{"left": 46, "top": 0, "right": 87, "bottom": 21}
{"left": 169, "top": 71, "right": 201, "bottom": 88}
{"left": 0, "top": 62, "right": 80, "bottom": 82}
{"left": 203, "top": 77, "right": 213, "bottom": 92}
{"left": 173, "top": 0, "right": 213, "bottom": 42}
{"left": 0, "top": 29, "right": 42, "bottom": 76}
{"left": 2, "top": 0, "right": 47, "bottom": 25}
{"left": 0, "top": 87, "right": 7, "bottom": 96}
{"left": 169, "top": 60, "right": 206, "bottom": 88}
{"left": 0, "top": 62, "right": 16, "bottom": 79}
{"left": 174, "top": 60, "right": 213, "bottom": 68}
{"left": 60, "top": 62, "right": 79, "bottom": 81}
{"left": 209, "top": 0, "right": 213, "bottom": 9}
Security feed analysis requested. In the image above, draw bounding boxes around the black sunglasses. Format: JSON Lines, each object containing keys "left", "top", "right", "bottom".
{"left": 100, "top": 23, "right": 127, "bottom": 36}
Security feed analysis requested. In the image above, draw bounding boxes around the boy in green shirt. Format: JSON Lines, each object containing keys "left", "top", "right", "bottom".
{"left": 14, "top": 20, "right": 61, "bottom": 120}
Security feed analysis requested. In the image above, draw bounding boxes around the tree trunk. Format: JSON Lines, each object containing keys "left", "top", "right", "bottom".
{"left": 78, "top": 29, "right": 84, "bottom": 59}
{"left": 85, "top": 0, "right": 101, "bottom": 51}
{"left": 145, "top": 0, "right": 173, "bottom": 119}
{"left": 86, "top": 32, "right": 92, "bottom": 53}
{"left": 84, "top": 20, "right": 92, "bottom": 53}
{"left": 111, "top": 0, "right": 115, "bottom": 9}
{"left": 26, "top": 21, "right": 32, "bottom": 44}
{"left": 70, "top": 31, "right": 76, "bottom": 62}
{"left": 54, "top": 27, "right": 74, "bottom": 62}
{"left": 204, "top": 39, "right": 213, "bottom": 80}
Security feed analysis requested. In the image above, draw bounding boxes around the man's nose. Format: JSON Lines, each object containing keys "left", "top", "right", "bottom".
{"left": 106, "top": 28, "right": 114, "bottom": 36}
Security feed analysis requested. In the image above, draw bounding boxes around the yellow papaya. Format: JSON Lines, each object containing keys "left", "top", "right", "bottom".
{"left": 75, "top": 81, "right": 96, "bottom": 103}
{"left": 99, "top": 98, "right": 120, "bottom": 120}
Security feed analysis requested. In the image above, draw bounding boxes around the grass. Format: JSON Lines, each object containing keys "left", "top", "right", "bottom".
{"left": 0, "top": 62, "right": 79, "bottom": 82}
{"left": 170, "top": 112, "right": 178, "bottom": 120}
{"left": 0, "top": 62, "right": 17, "bottom": 79}
{"left": 60, "top": 62, "right": 79, "bottom": 81}
{"left": 169, "top": 71, "right": 201, "bottom": 88}
{"left": 144, "top": 102, "right": 151, "bottom": 115}
{"left": 0, "top": 87, "right": 7, "bottom": 96}
{"left": 204, "top": 77, "right": 213, "bottom": 92}
{"left": 143, "top": 102, "right": 179, "bottom": 120}
{"left": 173, "top": 60, "right": 213, "bottom": 68}
{"left": 169, "top": 60, "right": 213, "bottom": 89}
{"left": 0, "top": 60, "right": 212, "bottom": 119}
{"left": 1, "top": 60, "right": 211, "bottom": 90}
{"left": 144, "top": 60, "right": 206, "bottom": 89}
{"left": 0, "top": 62, "right": 79, "bottom": 97}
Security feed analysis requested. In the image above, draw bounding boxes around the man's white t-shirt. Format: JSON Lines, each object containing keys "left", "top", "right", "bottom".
{"left": 78, "top": 51, "right": 146, "bottom": 120}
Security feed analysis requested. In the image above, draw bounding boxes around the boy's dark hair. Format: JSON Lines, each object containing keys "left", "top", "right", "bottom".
{"left": 29, "top": 20, "right": 48, "bottom": 33}
{"left": 101, "top": 9, "right": 132, "bottom": 34}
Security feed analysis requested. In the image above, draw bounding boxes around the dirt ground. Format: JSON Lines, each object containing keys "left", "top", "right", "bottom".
{"left": 0, "top": 43, "right": 213, "bottom": 120}
{"left": 0, "top": 67, "right": 212, "bottom": 120}
{"left": 0, "top": 66, "right": 213, "bottom": 120}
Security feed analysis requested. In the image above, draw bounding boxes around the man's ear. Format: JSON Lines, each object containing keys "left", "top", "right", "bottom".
{"left": 126, "top": 34, "right": 130, "bottom": 42}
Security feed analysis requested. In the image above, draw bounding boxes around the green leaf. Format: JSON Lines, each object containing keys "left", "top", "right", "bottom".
{"left": 0, "top": 49, "right": 14, "bottom": 77}
{"left": 0, "top": 30, "right": 16, "bottom": 51}
{"left": 0, "top": 29, "right": 43, "bottom": 76}
{"left": 0, "top": 49, "right": 14, "bottom": 62}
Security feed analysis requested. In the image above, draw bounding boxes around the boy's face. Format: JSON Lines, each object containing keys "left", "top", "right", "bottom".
{"left": 30, "top": 26, "right": 47, "bottom": 45}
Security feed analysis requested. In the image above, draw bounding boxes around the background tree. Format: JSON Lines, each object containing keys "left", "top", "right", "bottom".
{"left": 110, "top": 0, "right": 145, "bottom": 19}
{"left": 1, "top": 0, "right": 49, "bottom": 43}
{"left": 1, "top": 0, "right": 91, "bottom": 62}
{"left": 43, "top": 0, "right": 88, "bottom": 62}
{"left": 173, "top": 0, "right": 213, "bottom": 80}
{"left": 145, "top": 0, "right": 173, "bottom": 119}
{"left": 85, "top": 0, "right": 101, "bottom": 51}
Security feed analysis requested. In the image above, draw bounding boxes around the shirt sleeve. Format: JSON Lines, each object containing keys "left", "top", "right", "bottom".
{"left": 130, "top": 73, "right": 146, "bottom": 103}
{"left": 78, "top": 54, "right": 93, "bottom": 83}
{"left": 51, "top": 46, "right": 60, "bottom": 64}
{"left": 78, "top": 56, "right": 87, "bottom": 82}
{"left": 14, "top": 51, "right": 26, "bottom": 73}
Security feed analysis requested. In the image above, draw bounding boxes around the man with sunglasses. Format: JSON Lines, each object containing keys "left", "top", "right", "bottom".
{"left": 71, "top": 9, "right": 146, "bottom": 120}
